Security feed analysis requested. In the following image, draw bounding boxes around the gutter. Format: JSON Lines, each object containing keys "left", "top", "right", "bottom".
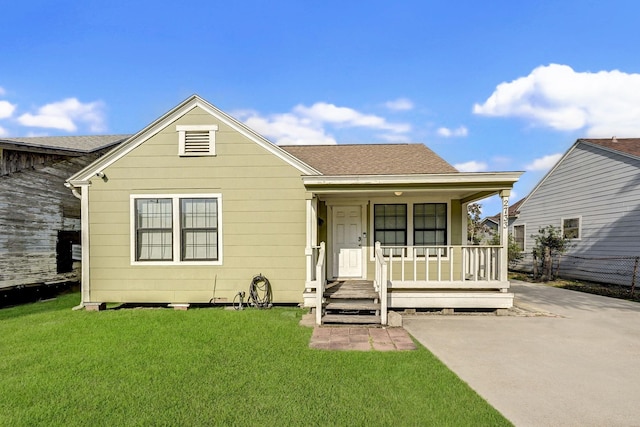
{"left": 64, "top": 181, "right": 89, "bottom": 311}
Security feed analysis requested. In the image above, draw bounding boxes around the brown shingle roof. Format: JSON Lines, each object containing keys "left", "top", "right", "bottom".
{"left": 579, "top": 138, "right": 640, "bottom": 158}
{"left": 280, "top": 143, "right": 458, "bottom": 175}
{"left": 0, "top": 135, "right": 131, "bottom": 153}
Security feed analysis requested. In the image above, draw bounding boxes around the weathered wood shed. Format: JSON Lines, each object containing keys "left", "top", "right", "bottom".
{"left": 0, "top": 135, "right": 128, "bottom": 292}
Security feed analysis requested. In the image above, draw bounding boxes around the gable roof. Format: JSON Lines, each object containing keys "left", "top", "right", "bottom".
{"left": 67, "top": 95, "right": 320, "bottom": 185}
{"left": 280, "top": 144, "right": 458, "bottom": 175}
{"left": 517, "top": 137, "right": 640, "bottom": 213}
{"left": 578, "top": 138, "right": 640, "bottom": 159}
{"left": 0, "top": 135, "right": 129, "bottom": 155}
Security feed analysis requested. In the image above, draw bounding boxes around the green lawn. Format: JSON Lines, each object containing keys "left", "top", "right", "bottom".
{"left": 0, "top": 293, "right": 510, "bottom": 426}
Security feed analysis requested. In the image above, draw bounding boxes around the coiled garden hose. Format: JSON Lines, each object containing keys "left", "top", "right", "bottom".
{"left": 248, "top": 274, "right": 272, "bottom": 309}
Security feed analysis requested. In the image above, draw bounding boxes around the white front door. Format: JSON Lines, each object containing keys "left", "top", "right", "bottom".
{"left": 333, "top": 206, "right": 363, "bottom": 278}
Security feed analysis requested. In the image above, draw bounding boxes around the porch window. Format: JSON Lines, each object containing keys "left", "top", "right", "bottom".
{"left": 513, "top": 224, "right": 525, "bottom": 251}
{"left": 413, "top": 203, "right": 447, "bottom": 256}
{"left": 132, "top": 194, "right": 222, "bottom": 264}
{"left": 374, "top": 204, "right": 406, "bottom": 256}
{"left": 562, "top": 217, "right": 581, "bottom": 239}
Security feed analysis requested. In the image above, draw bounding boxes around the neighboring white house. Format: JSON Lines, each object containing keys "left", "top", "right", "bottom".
{"left": 510, "top": 138, "right": 640, "bottom": 286}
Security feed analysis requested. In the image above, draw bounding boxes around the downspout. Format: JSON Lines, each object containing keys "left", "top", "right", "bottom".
{"left": 65, "top": 182, "right": 88, "bottom": 310}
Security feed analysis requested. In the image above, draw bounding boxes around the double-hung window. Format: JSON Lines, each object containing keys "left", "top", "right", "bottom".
{"left": 513, "top": 224, "right": 525, "bottom": 251}
{"left": 373, "top": 202, "right": 449, "bottom": 258}
{"left": 562, "top": 217, "right": 581, "bottom": 240}
{"left": 132, "top": 194, "right": 222, "bottom": 264}
{"left": 374, "top": 204, "right": 407, "bottom": 256}
{"left": 413, "top": 203, "right": 447, "bottom": 256}
{"left": 181, "top": 198, "right": 218, "bottom": 261}
{"left": 136, "top": 198, "right": 173, "bottom": 261}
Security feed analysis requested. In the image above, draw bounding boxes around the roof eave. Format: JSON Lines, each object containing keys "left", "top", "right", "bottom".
{"left": 578, "top": 140, "right": 640, "bottom": 162}
{"left": 301, "top": 171, "right": 523, "bottom": 186}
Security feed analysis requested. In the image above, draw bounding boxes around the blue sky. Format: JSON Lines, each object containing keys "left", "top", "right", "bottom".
{"left": 2, "top": 0, "right": 640, "bottom": 215}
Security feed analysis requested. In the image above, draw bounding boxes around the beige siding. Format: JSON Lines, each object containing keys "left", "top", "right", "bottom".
{"left": 88, "top": 106, "right": 308, "bottom": 304}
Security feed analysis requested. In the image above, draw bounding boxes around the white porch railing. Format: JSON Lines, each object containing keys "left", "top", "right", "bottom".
{"left": 380, "top": 244, "right": 505, "bottom": 288}
{"left": 314, "top": 242, "right": 326, "bottom": 325}
{"left": 374, "top": 242, "right": 388, "bottom": 325}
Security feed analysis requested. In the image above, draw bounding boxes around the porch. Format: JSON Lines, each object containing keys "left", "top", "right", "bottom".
{"left": 304, "top": 242, "right": 513, "bottom": 325}
{"left": 300, "top": 171, "right": 521, "bottom": 325}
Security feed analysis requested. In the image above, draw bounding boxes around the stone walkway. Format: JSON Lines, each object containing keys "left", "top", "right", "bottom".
{"left": 309, "top": 327, "right": 416, "bottom": 351}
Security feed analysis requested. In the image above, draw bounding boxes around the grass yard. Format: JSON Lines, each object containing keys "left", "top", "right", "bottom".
{"left": 0, "top": 293, "right": 510, "bottom": 426}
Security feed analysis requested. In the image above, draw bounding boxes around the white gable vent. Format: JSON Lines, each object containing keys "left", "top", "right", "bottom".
{"left": 177, "top": 125, "right": 218, "bottom": 156}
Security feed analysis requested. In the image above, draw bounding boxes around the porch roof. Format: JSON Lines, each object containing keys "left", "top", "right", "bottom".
{"left": 301, "top": 172, "right": 523, "bottom": 202}
{"left": 280, "top": 143, "right": 458, "bottom": 175}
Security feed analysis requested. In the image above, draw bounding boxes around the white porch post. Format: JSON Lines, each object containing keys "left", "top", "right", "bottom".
{"left": 305, "top": 196, "right": 318, "bottom": 284}
{"left": 499, "top": 190, "right": 511, "bottom": 283}
{"left": 461, "top": 201, "right": 469, "bottom": 245}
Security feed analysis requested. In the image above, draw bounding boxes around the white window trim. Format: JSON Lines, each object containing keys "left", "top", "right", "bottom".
{"left": 561, "top": 216, "right": 582, "bottom": 240}
{"left": 177, "top": 125, "right": 218, "bottom": 156}
{"left": 513, "top": 223, "right": 526, "bottom": 252}
{"left": 130, "top": 193, "right": 223, "bottom": 266}
{"left": 368, "top": 199, "right": 451, "bottom": 262}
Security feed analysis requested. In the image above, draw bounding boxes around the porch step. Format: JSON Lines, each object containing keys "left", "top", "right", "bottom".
{"left": 322, "top": 314, "right": 381, "bottom": 324}
{"left": 321, "top": 280, "right": 381, "bottom": 325}
{"left": 325, "top": 302, "right": 380, "bottom": 311}
{"left": 324, "top": 280, "right": 379, "bottom": 299}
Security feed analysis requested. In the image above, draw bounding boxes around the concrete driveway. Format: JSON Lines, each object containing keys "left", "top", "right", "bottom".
{"left": 403, "top": 280, "right": 640, "bottom": 427}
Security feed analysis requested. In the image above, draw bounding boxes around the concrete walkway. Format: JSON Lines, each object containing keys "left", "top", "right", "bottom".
{"left": 403, "top": 280, "right": 640, "bottom": 427}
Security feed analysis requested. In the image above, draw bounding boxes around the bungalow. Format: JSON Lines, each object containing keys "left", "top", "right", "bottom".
{"left": 0, "top": 135, "right": 127, "bottom": 300}
{"left": 510, "top": 138, "right": 640, "bottom": 287}
{"left": 66, "top": 95, "right": 522, "bottom": 324}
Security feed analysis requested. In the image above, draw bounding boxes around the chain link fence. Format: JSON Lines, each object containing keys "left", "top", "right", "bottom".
{"left": 512, "top": 253, "right": 640, "bottom": 288}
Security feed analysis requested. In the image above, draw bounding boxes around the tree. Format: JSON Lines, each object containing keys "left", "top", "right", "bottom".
{"left": 531, "top": 225, "right": 572, "bottom": 281}
{"left": 467, "top": 203, "right": 487, "bottom": 245}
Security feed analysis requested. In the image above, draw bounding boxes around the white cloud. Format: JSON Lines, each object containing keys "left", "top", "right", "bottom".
{"left": 525, "top": 153, "right": 562, "bottom": 171}
{"left": 0, "top": 100, "right": 16, "bottom": 119}
{"left": 454, "top": 160, "right": 488, "bottom": 172}
{"left": 18, "top": 98, "right": 106, "bottom": 132}
{"left": 385, "top": 98, "right": 414, "bottom": 111}
{"left": 294, "top": 102, "right": 411, "bottom": 133}
{"left": 0, "top": 125, "right": 8, "bottom": 137}
{"left": 437, "top": 126, "right": 468, "bottom": 138}
{"left": 0, "top": 87, "right": 5, "bottom": 96}
{"left": 509, "top": 190, "right": 519, "bottom": 202}
{"left": 242, "top": 112, "right": 337, "bottom": 145}
{"left": 474, "top": 64, "right": 640, "bottom": 137}
{"left": 236, "top": 101, "right": 411, "bottom": 145}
